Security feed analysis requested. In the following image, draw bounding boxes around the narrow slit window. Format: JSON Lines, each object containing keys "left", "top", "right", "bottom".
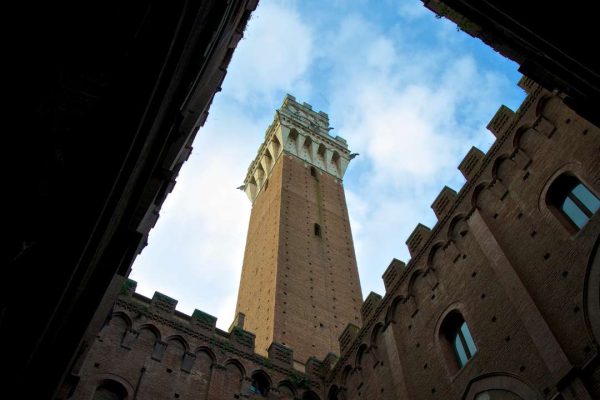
{"left": 314, "top": 223, "right": 321, "bottom": 237}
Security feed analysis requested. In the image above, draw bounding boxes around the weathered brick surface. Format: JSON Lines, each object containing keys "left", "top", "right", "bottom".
{"left": 72, "top": 287, "right": 323, "bottom": 400}
{"left": 73, "top": 84, "right": 600, "bottom": 400}
{"left": 325, "top": 82, "right": 600, "bottom": 400}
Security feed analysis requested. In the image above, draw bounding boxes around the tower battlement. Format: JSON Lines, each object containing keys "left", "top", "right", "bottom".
{"left": 243, "top": 95, "right": 353, "bottom": 203}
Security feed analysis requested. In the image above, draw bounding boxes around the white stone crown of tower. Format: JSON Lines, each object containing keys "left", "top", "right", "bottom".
{"left": 243, "top": 94, "right": 353, "bottom": 203}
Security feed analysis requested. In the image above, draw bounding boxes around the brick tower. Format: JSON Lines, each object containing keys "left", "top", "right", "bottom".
{"left": 235, "top": 95, "right": 363, "bottom": 366}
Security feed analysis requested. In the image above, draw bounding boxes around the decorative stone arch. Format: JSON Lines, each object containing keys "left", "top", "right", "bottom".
{"left": 385, "top": 296, "right": 404, "bottom": 325}
{"left": 584, "top": 233, "right": 600, "bottom": 343}
{"left": 271, "top": 134, "right": 282, "bottom": 157}
{"left": 462, "top": 373, "right": 541, "bottom": 400}
{"left": 407, "top": 269, "right": 426, "bottom": 298}
{"left": 193, "top": 346, "right": 217, "bottom": 364}
{"left": 370, "top": 322, "right": 385, "bottom": 363}
{"left": 90, "top": 373, "right": 135, "bottom": 400}
{"left": 262, "top": 147, "right": 274, "bottom": 172}
{"left": 224, "top": 358, "right": 246, "bottom": 378}
{"left": 447, "top": 214, "right": 470, "bottom": 242}
{"left": 427, "top": 241, "right": 447, "bottom": 270}
{"left": 512, "top": 123, "right": 546, "bottom": 159}
{"left": 340, "top": 364, "right": 352, "bottom": 388}
{"left": 136, "top": 323, "right": 162, "bottom": 341}
{"left": 277, "top": 380, "right": 297, "bottom": 399}
{"left": 223, "top": 359, "right": 245, "bottom": 397}
{"left": 331, "top": 150, "right": 341, "bottom": 172}
{"left": 164, "top": 335, "right": 190, "bottom": 352}
{"left": 492, "top": 154, "right": 519, "bottom": 186}
{"left": 470, "top": 181, "right": 492, "bottom": 210}
{"left": 370, "top": 322, "right": 384, "bottom": 346}
{"left": 512, "top": 123, "right": 533, "bottom": 149}
{"left": 534, "top": 92, "right": 557, "bottom": 118}
{"left": 110, "top": 311, "right": 133, "bottom": 330}
{"left": 355, "top": 343, "right": 368, "bottom": 369}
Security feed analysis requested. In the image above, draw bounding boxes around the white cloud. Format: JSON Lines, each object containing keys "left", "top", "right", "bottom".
{"left": 320, "top": 13, "right": 519, "bottom": 299}
{"left": 397, "top": 0, "right": 429, "bottom": 20}
{"left": 129, "top": 1, "right": 523, "bottom": 331}
{"left": 225, "top": 2, "right": 314, "bottom": 104}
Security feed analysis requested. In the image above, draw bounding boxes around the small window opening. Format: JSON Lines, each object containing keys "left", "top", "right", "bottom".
{"left": 310, "top": 166, "right": 317, "bottom": 177}
{"left": 249, "top": 372, "right": 270, "bottom": 397}
{"left": 547, "top": 174, "right": 599, "bottom": 231}
{"left": 314, "top": 223, "right": 321, "bottom": 237}
{"left": 440, "top": 311, "right": 477, "bottom": 370}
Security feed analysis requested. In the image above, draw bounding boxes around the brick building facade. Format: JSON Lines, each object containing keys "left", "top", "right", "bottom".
{"left": 70, "top": 75, "right": 600, "bottom": 400}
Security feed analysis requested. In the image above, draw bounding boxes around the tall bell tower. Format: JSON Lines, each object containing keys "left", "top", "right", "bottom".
{"left": 235, "top": 95, "right": 363, "bottom": 365}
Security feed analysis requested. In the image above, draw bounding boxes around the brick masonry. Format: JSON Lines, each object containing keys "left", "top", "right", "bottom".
{"left": 71, "top": 80, "right": 600, "bottom": 399}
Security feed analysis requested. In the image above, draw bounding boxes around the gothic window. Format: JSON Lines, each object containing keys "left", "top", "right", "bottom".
{"left": 440, "top": 311, "right": 477, "bottom": 370}
{"left": 547, "top": 174, "right": 599, "bottom": 232}
{"left": 249, "top": 371, "right": 270, "bottom": 397}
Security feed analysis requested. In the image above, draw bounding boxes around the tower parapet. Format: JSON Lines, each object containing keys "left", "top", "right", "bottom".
{"left": 243, "top": 94, "right": 353, "bottom": 203}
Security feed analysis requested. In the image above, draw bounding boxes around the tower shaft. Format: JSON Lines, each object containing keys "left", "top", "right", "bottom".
{"left": 235, "top": 95, "right": 363, "bottom": 365}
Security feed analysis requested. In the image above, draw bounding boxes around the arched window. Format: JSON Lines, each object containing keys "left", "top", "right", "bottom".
{"left": 93, "top": 380, "right": 127, "bottom": 400}
{"left": 547, "top": 174, "right": 599, "bottom": 232}
{"left": 440, "top": 311, "right": 477, "bottom": 370}
{"left": 249, "top": 371, "right": 270, "bottom": 397}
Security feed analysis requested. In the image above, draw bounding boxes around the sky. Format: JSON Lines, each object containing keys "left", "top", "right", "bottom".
{"left": 129, "top": 0, "right": 526, "bottom": 331}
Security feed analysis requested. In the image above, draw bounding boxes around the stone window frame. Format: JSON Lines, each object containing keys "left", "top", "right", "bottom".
{"left": 546, "top": 173, "right": 599, "bottom": 233}
{"left": 435, "top": 303, "right": 478, "bottom": 377}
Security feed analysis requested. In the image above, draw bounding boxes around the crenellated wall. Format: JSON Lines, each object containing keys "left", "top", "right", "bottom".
{"left": 72, "top": 280, "right": 325, "bottom": 400}
{"left": 243, "top": 95, "right": 352, "bottom": 203}
{"left": 73, "top": 78, "right": 600, "bottom": 400}
{"left": 327, "top": 78, "right": 600, "bottom": 400}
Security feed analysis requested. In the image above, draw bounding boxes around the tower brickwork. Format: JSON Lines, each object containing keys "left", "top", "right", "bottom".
{"left": 236, "top": 95, "right": 363, "bottom": 364}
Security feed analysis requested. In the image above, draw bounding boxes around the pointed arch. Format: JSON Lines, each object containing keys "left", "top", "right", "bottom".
{"left": 427, "top": 241, "right": 447, "bottom": 270}
{"left": 385, "top": 296, "right": 404, "bottom": 325}
{"left": 471, "top": 181, "right": 491, "bottom": 210}
{"left": 355, "top": 343, "right": 368, "bottom": 368}
{"left": 340, "top": 364, "right": 352, "bottom": 387}
{"left": 407, "top": 269, "right": 425, "bottom": 298}
{"left": 165, "top": 335, "right": 190, "bottom": 352}
{"left": 224, "top": 358, "right": 246, "bottom": 378}
{"left": 370, "top": 322, "right": 384, "bottom": 346}
{"left": 193, "top": 346, "right": 216, "bottom": 364}
{"left": 277, "top": 380, "right": 297, "bottom": 399}
{"left": 448, "top": 214, "right": 470, "bottom": 241}
{"left": 110, "top": 311, "right": 132, "bottom": 330}
{"left": 136, "top": 323, "right": 161, "bottom": 341}
{"left": 535, "top": 93, "right": 554, "bottom": 117}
